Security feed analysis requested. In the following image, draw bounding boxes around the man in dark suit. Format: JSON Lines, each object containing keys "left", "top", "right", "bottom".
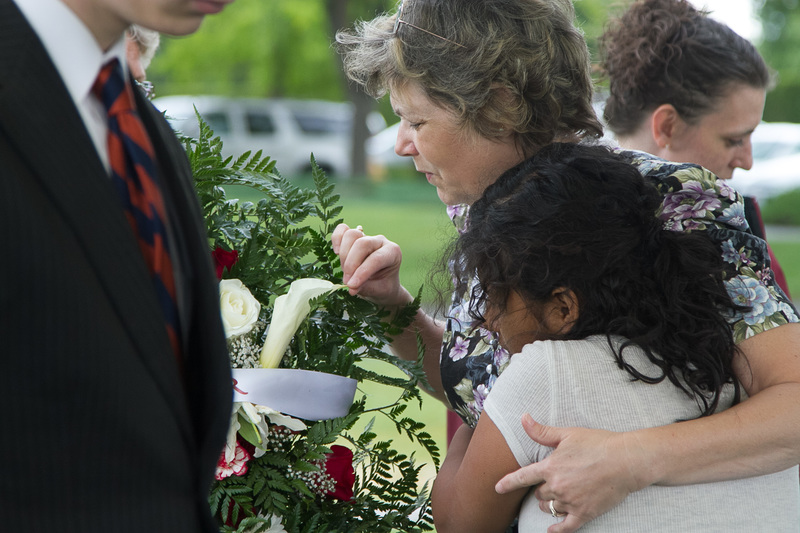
{"left": 0, "top": 0, "right": 235, "bottom": 530}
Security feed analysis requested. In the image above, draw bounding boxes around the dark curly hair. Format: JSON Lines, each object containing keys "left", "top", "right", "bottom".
{"left": 449, "top": 143, "right": 745, "bottom": 416}
{"left": 599, "top": 0, "right": 772, "bottom": 136}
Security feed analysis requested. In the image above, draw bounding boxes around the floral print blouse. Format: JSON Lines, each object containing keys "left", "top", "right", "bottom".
{"left": 440, "top": 149, "right": 800, "bottom": 428}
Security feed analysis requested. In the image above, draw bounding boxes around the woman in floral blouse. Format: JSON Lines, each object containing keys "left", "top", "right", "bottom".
{"left": 333, "top": 0, "right": 800, "bottom": 530}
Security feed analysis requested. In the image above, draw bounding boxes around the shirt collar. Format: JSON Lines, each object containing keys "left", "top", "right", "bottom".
{"left": 14, "top": 0, "right": 128, "bottom": 105}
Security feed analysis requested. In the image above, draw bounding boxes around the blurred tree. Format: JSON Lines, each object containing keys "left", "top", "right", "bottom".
{"left": 327, "top": 0, "right": 392, "bottom": 177}
{"left": 148, "top": 1, "right": 343, "bottom": 98}
{"left": 573, "top": 0, "right": 621, "bottom": 97}
{"left": 574, "top": 0, "right": 614, "bottom": 57}
{"left": 757, "top": 0, "right": 800, "bottom": 122}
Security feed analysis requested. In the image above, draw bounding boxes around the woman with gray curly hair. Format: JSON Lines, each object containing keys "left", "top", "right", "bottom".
{"left": 331, "top": 1, "right": 800, "bottom": 531}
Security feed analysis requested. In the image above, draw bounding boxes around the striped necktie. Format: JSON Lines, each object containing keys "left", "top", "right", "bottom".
{"left": 92, "top": 59, "right": 182, "bottom": 362}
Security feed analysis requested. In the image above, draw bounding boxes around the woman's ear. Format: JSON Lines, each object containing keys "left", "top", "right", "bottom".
{"left": 650, "top": 103, "right": 680, "bottom": 149}
{"left": 544, "top": 287, "right": 579, "bottom": 335}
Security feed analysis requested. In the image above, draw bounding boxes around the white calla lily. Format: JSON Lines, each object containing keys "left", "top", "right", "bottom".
{"left": 259, "top": 278, "right": 345, "bottom": 369}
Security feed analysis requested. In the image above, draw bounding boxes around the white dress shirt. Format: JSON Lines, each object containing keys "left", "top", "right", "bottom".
{"left": 14, "top": 0, "right": 127, "bottom": 173}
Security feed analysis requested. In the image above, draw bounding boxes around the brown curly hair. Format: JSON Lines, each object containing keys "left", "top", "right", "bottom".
{"left": 336, "top": 0, "right": 602, "bottom": 157}
{"left": 599, "top": 0, "right": 772, "bottom": 137}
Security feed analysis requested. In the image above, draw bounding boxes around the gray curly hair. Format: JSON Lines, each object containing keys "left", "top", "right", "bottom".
{"left": 127, "top": 25, "right": 161, "bottom": 71}
{"left": 336, "top": 0, "right": 602, "bottom": 157}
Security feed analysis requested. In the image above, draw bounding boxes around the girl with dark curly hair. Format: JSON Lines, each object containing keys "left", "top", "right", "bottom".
{"left": 432, "top": 142, "right": 798, "bottom": 532}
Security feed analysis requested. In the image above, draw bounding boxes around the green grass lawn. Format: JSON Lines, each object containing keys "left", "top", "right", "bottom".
{"left": 761, "top": 189, "right": 800, "bottom": 227}
{"left": 349, "top": 360, "right": 447, "bottom": 491}
{"left": 768, "top": 240, "right": 800, "bottom": 301}
{"left": 760, "top": 190, "right": 800, "bottom": 301}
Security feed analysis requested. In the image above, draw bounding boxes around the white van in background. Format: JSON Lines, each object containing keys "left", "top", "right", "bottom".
{"left": 153, "top": 95, "right": 386, "bottom": 178}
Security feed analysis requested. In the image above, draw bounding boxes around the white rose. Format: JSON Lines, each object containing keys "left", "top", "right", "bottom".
{"left": 219, "top": 279, "right": 262, "bottom": 338}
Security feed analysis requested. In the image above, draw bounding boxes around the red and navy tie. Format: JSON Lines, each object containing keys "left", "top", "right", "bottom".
{"left": 93, "top": 59, "right": 182, "bottom": 362}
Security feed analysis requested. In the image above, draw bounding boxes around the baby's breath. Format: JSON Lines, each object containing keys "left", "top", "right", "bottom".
{"left": 228, "top": 321, "right": 266, "bottom": 369}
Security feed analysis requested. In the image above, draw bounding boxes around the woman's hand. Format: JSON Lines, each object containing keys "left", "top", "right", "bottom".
{"left": 495, "top": 414, "right": 647, "bottom": 533}
{"left": 332, "top": 223, "right": 448, "bottom": 401}
{"left": 331, "top": 223, "right": 412, "bottom": 309}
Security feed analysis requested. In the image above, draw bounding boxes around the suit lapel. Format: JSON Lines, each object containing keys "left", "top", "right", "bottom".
{"left": 0, "top": 0, "right": 192, "bottom": 444}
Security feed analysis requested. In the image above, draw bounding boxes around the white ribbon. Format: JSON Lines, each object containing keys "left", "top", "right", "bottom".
{"left": 231, "top": 368, "right": 357, "bottom": 421}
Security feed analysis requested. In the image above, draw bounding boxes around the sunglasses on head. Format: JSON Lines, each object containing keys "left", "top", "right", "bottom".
{"left": 392, "top": 0, "right": 466, "bottom": 49}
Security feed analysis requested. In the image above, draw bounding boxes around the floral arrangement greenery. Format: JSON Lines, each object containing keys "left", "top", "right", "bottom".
{"left": 181, "top": 115, "right": 439, "bottom": 532}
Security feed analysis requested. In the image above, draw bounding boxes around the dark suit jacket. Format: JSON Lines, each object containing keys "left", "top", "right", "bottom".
{"left": 0, "top": 2, "right": 232, "bottom": 531}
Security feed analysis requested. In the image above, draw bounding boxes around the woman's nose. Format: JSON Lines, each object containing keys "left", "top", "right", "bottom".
{"left": 732, "top": 139, "right": 754, "bottom": 171}
{"left": 395, "top": 122, "right": 418, "bottom": 157}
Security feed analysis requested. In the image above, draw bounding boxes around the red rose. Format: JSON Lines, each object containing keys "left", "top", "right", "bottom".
{"left": 324, "top": 445, "right": 355, "bottom": 501}
{"left": 212, "top": 248, "right": 239, "bottom": 279}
